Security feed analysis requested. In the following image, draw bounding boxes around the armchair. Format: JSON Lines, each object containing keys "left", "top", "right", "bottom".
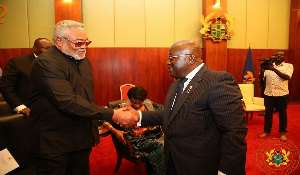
{"left": 0, "top": 101, "right": 15, "bottom": 116}
{"left": 238, "top": 84, "right": 265, "bottom": 122}
{"left": 106, "top": 99, "right": 144, "bottom": 175}
{"left": 0, "top": 99, "right": 36, "bottom": 175}
{"left": 0, "top": 112, "right": 36, "bottom": 175}
{"left": 120, "top": 84, "right": 135, "bottom": 100}
{"left": 110, "top": 129, "right": 143, "bottom": 175}
{"left": 0, "top": 93, "right": 5, "bottom": 102}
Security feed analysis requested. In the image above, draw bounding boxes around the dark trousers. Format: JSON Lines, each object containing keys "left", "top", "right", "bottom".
{"left": 167, "top": 153, "right": 177, "bottom": 175}
{"left": 35, "top": 148, "right": 92, "bottom": 175}
{"left": 264, "top": 95, "right": 289, "bottom": 133}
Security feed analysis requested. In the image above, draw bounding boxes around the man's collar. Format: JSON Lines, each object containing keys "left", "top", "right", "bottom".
{"left": 274, "top": 61, "right": 284, "bottom": 67}
{"left": 186, "top": 63, "right": 204, "bottom": 80}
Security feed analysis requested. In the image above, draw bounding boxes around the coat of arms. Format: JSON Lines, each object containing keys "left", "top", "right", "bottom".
{"left": 265, "top": 149, "right": 290, "bottom": 167}
{"left": 199, "top": 12, "right": 237, "bottom": 42}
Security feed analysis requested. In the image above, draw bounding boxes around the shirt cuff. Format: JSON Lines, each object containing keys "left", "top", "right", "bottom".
{"left": 137, "top": 110, "right": 142, "bottom": 127}
{"left": 14, "top": 104, "right": 27, "bottom": 113}
{"left": 218, "top": 170, "right": 226, "bottom": 175}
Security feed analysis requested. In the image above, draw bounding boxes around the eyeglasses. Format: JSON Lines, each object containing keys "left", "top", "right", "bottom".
{"left": 168, "top": 54, "right": 194, "bottom": 61}
{"left": 275, "top": 53, "right": 285, "bottom": 56}
{"left": 63, "top": 37, "right": 92, "bottom": 47}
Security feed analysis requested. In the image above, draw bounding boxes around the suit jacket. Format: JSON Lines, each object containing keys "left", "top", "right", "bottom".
{"left": 29, "top": 46, "right": 114, "bottom": 154}
{"left": 0, "top": 53, "right": 35, "bottom": 109}
{"left": 142, "top": 65, "right": 247, "bottom": 175}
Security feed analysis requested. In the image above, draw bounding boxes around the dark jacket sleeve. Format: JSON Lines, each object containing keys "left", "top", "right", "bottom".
{"left": 30, "top": 54, "right": 113, "bottom": 121}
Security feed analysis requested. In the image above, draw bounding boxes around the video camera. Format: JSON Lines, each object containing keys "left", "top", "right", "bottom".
{"left": 259, "top": 57, "right": 278, "bottom": 67}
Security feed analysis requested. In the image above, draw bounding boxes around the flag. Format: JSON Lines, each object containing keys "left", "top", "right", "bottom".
{"left": 242, "top": 47, "right": 256, "bottom": 96}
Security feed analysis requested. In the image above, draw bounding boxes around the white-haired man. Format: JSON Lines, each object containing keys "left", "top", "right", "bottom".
{"left": 29, "top": 20, "right": 138, "bottom": 175}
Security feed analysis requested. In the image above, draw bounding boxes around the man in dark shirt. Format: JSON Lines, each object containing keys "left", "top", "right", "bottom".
{"left": 29, "top": 20, "right": 138, "bottom": 175}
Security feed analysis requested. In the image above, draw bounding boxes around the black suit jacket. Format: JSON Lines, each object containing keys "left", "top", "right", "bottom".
{"left": 142, "top": 65, "right": 247, "bottom": 175}
{"left": 29, "top": 46, "right": 114, "bottom": 154}
{"left": 0, "top": 54, "right": 35, "bottom": 109}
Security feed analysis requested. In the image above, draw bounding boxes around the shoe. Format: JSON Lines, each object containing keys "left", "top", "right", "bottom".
{"left": 259, "top": 112, "right": 265, "bottom": 116}
{"left": 258, "top": 133, "right": 270, "bottom": 138}
{"left": 280, "top": 133, "right": 287, "bottom": 142}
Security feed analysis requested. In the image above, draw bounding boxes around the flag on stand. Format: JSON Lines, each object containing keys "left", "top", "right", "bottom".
{"left": 242, "top": 47, "right": 256, "bottom": 96}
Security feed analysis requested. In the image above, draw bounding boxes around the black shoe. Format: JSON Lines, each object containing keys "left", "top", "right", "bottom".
{"left": 259, "top": 112, "right": 265, "bottom": 116}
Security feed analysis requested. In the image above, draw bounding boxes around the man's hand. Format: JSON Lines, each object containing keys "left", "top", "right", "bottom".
{"left": 264, "top": 65, "right": 274, "bottom": 70}
{"left": 112, "top": 108, "right": 139, "bottom": 127}
{"left": 20, "top": 107, "right": 30, "bottom": 118}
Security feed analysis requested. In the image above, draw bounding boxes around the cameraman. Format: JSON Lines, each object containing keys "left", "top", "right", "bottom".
{"left": 258, "top": 55, "right": 276, "bottom": 116}
{"left": 258, "top": 51, "right": 294, "bottom": 141}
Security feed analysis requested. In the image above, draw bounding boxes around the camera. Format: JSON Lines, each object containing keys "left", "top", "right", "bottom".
{"left": 259, "top": 57, "right": 277, "bottom": 67}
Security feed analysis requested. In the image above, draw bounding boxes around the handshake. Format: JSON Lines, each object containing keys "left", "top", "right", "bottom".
{"left": 111, "top": 104, "right": 140, "bottom": 127}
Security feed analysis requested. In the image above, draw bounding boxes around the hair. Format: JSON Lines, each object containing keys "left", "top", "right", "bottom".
{"left": 33, "top": 38, "right": 50, "bottom": 47}
{"left": 52, "top": 20, "right": 85, "bottom": 43}
{"left": 172, "top": 40, "right": 202, "bottom": 59}
{"left": 276, "top": 51, "right": 286, "bottom": 57}
{"left": 127, "top": 87, "right": 147, "bottom": 101}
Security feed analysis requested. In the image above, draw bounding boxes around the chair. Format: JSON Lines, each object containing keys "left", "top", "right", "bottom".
{"left": 0, "top": 114, "right": 37, "bottom": 175}
{"left": 107, "top": 100, "right": 143, "bottom": 175}
{"left": 111, "top": 132, "right": 143, "bottom": 175}
{"left": 120, "top": 84, "right": 135, "bottom": 100}
{"left": 0, "top": 99, "right": 37, "bottom": 175}
{"left": 0, "top": 101, "right": 16, "bottom": 116}
{"left": 238, "top": 84, "right": 265, "bottom": 122}
{"left": 0, "top": 93, "right": 5, "bottom": 102}
{"left": 107, "top": 99, "right": 129, "bottom": 109}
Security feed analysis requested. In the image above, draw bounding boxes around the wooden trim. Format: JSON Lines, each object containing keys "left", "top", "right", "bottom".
{"left": 202, "top": 0, "right": 228, "bottom": 71}
{"left": 54, "top": 0, "right": 82, "bottom": 23}
{"left": 288, "top": 0, "right": 300, "bottom": 103}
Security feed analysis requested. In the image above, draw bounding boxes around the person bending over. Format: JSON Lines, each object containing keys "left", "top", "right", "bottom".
{"left": 99, "top": 87, "right": 164, "bottom": 175}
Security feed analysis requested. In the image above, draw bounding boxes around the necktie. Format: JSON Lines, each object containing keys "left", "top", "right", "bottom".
{"left": 171, "top": 78, "right": 188, "bottom": 111}
{"left": 176, "top": 78, "right": 188, "bottom": 99}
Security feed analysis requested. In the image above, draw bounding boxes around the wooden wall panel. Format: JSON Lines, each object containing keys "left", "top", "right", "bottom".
{"left": 86, "top": 47, "right": 173, "bottom": 106}
{"left": 0, "top": 48, "right": 298, "bottom": 105}
{"left": 87, "top": 48, "right": 116, "bottom": 106}
{"left": 54, "top": 0, "right": 82, "bottom": 23}
{"left": 288, "top": 0, "right": 300, "bottom": 104}
{"left": 202, "top": 0, "right": 228, "bottom": 71}
{"left": 0, "top": 48, "right": 32, "bottom": 69}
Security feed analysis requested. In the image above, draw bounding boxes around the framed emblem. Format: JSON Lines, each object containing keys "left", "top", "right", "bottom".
{"left": 199, "top": 13, "right": 237, "bottom": 43}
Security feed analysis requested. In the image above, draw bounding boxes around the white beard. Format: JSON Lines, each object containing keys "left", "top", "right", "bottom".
{"left": 61, "top": 47, "right": 86, "bottom": 60}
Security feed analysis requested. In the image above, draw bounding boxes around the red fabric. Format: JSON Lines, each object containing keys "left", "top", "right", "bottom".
{"left": 120, "top": 84, "right": 135, "bottom": 100}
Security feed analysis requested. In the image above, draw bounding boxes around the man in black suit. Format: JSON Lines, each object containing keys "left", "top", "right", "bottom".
{"left": 29, "top": 20, "right": 138, "bottom": 175}
{"left": 139, "top": 40, "right": 247, "bottom": 175}
{"left": 0, "top": 38, "right": 52, "bottom": 118}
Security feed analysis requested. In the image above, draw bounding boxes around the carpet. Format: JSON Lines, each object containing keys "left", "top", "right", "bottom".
{"left": 90, "top": 105, "right": 300, "bottom": 175}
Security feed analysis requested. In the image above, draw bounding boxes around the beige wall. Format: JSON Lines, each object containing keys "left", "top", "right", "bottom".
{"left": 0, "top": 0, "right": 29, "bottom": 48}
{"left": 228, "top": 0, "right": 290, "bottom": 49}
{"left": 0, "top": 0, "right": 54, "bottom": 48}
{"left": 0, "top": 0, "right": 291, "bottom": 49}
{"left": 27, "top": 0, "right": 55, "bottom": 46}
{"left": 82, "top": 0, "right": 202, "bottom": 48}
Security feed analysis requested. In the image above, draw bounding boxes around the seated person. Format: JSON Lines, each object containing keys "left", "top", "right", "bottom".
{"left": 99, "top": 87, "right": 164, "bottom": 175}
